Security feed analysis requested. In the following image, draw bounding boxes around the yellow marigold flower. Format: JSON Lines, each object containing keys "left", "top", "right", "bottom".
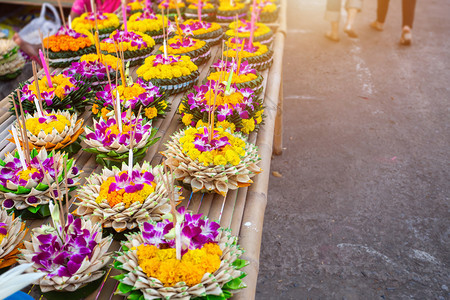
{"left": 26, "top": 114, "right": 70, "bottom": 136}
{"left": 92, "top": 104, "right": 99, "bottom": 114}
{"left": 145, "top": 106, "right": 158, "bottom": 119}
{"left": 17, "top": 167, "right": 39, "bottom": 181}
{"left": 241, "top": 117, "right": 256, "bottom": 134}
{"left": 182, "top": 113, "right": 193, "bottom": 126}
{"left": 178, "top": 103, "right": 185, "bottom": 114}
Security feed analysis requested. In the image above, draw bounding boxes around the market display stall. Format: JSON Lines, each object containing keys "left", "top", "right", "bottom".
{"left": 0, "top": 0, "right": 286, "bottom": 299}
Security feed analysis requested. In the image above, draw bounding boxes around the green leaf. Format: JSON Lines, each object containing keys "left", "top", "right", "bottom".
{"left": 223, "top": 277, "right": 246, "bottom": 290}
{"left": 232, "top": 259, "right": 249, "bottom": 270}
{"left": 113, "top": 273, "right": 126, "bottom": 281}
{"left": 117, "top": 282, "right": 134, "bottom": 294}
{"left": 113, "top": 261, "right": 123, "bottom": 270}
{"left": 16, "top": 185, "right": 31, "bottom": 193}
{"left": 27, "top": 205, "right": 41, "bottom": 213}
{"left": 127, "top": 290, "right": 145, "bottom": 300}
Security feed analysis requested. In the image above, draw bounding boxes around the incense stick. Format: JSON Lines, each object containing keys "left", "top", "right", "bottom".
{"left": 16, "top": 90, "right": 31, "bottom": 163}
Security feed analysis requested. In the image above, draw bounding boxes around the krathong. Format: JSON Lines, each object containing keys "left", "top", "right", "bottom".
{"left": 156, "top": 0, "right": 186, "bottom": 20}
{"left": 136, "top": 54, "right": 199, "bottom": 95}
{"left": 182, "top": 19, "right": 224, "bottom": 45}
{"left": 159, "top": 35, "right": 211, "bottom": 66}
{"left": 163, "top": 126, "right": 262, "bottom": 195}
{"left": 128, "top": 11, "right": 172, "bottom": 43}
{"left": 19, "top": 214, "right": 113, "bottom": 296}
{"left": 11, "top": 110, "right": 84, "bottom": 154}
{"left": 83, "top": 113, "right": 159, "bottom": 168}
{"left": 0, "top": 39, "right": 25, "bottom": 80}
{"left": 65, "top": 53, "right": 121, "bottom": 90}
{"left": 0, "top": 210, "right": 27, "bottom": 271}
{"left": 224, "top": 37, "right": 274, "bottom": 71}
{"left": 10, "top": 72, "right": 92, "bottom": 115}
{"left": 208, "top": 59, "right": 264, "bottom": 94}
{"left": 113, "top": 207, "right": 248, "bottom": 299}
{"left": 185, "top": 1, "right": 217, "bottom": 22}
{"left": 127, "top": 0, "right": 144, "bottom": 14}
{"left": 225, "top": 19, "right": 274, "bottom": 45}
{"left": 179, "top": 81, "right": 264, "bottom": 134}
{"left": 93, "top": 78, "right": 169, "bottom": 120}
{"left": 100, "top": 30, "right": 155, "bottom": 67}
{"left": 249, "top": 0, "right": 279, "bottom": 23}
{"left": 0, "top": 148, "right": 80, "bottom": 218}
{"left": 216, "top": 1, "right": 247, "bottom": 22}
{"left": 43, "top": 27, "right": 95, "bottom": 68}
{"left": 72, "top": 12, "right": 120, "bottom": 39}
{"left": 76, "top": 163, "right": 179, "bottom": 236}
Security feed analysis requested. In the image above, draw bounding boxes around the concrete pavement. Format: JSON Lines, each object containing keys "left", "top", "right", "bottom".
{"left": 257, "top": 0, "right": 450, "bottom": 299}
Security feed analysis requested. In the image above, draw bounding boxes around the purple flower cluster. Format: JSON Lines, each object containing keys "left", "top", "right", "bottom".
{"left": 193, "top": 127, "right": 230, "bottom": 152}
{"left": 107, "top": 170, "right": 154, "bottom": 194}
{"left": 152, "top": 54, "right": 180, "bottom": 66}
{"left": 86, "top": 12, "right": 108, "bottom": 21}
{"left": 95, "top": 79, "right": 162, "bottom": 110}
{"left": 31, "top": 215, "right": 98, "bottom": 278}
{"left": 169, "top": 36, "right": 196, "bottom": 49}
{"left": 212, "top": 60, "right": 257, "bottom": 76}
{"left": 142, "top": 207, "right": 220, "bottom": 255}
{"left": 85, "top": 114, "right": 151, "bottom": 147}
{"left": 56, "top": 27, "right": 86, "bottom": 39}
{"left": 136, "top": 9, "right": 158, "bottom": 21}
{"left": 104, "top": 31, "right": 147, "bottom": 49}
{"left": 0, "top": 222, "right": 7, "bottom": 236}
{"left": 229, "top": 37, "right": 259, "bottom": 53}
{"left": 38, "top": 114, "right": 58, "bottom": 124}
{"left": 186, "top": 81, "right": 256, "bottom": 122}
{"left": 65, "top": 60, "right": 110, "bottom": 80}
{"left": 0, "top": 156, "right": 56, "bottom": 187}
{"left": 20, "top": 77, "right": 78, "bottom": 107}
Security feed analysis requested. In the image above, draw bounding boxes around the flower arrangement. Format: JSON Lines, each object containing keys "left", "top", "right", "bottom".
{"left": 83, "top": 113, "right": 159, "bottom": 168}
{"left": 75, "top": 162, "right": 180, "bottom": 236}
{"left": 136, "top": 54, "right": 200, "bottom": 95}
{"left": 72, "top": 12, "right": 120, "bottom": 39}
{"left": 182, "top": 19, "right": 224, "bottom": 45}
{"left": 18, "top": 214, "right": 113, "bottom": 297}
{"left": 156, "top": 0, "right": 186, "bottom": 20}
{"left": 158, "top": 35, "right": 211, "bottom": 66}
{"left": 92, "top": 78, "right": 169, "bottom": 120}
{"left": 179, "top": 82, "right": 264, "bottom": 134}
{"left": 127, "top": 0, "right": 144, "bottom": 14}
{"left": 10, "top": 110, "right": 84, "bottom": 155}
{"left": 185, "top": 1, "right": 217, "bottom": 22}
{"left": 224, "top": 38, "right": 274, "bottom": 71}
{"left": 249, "top": 0, "right": 279, "bottom": 23}
{"left": 208, "top": 59, "right": 264, "bottom": 94}
{"left": 0, "top": 210, "right": 27, "bottom": 271}
{"left": 163, "top": 125, "right": 261, "bottom": 195}
{"left": 216, "top": 1, "right": 247, "bottom": 22}
{"left": 10, "top": 72, "right": 92, "bottom": 115}
{"left": 0, "top": 148, "right": 80, "bottom": 219}
{"left": 128, "top": 11, "right": 172, "bottom": 43}
{"left": 65, "top": 53, "right": 120, "bottom": 90}
{"left": 43, "top": 27, "right": 95, "bottom": 68}
{"left": 0, "top": 39, "right": 25, "bottom": 80}
{"left": 113, "top": 207, "right": 248, "bottom": 299}
{"left": 225, "top": 19, "right": 274, "bottom": 45}
{"left": 100, "top": 30, "right": 155, "bottom": 67}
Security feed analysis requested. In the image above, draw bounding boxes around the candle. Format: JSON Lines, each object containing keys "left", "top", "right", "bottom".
{"left": 116, "top": 90, "right": 123, "bottom": 132}
{"left": 39, "top": 49, "right": 53, "bottom": 88}
{"left": 11, "top": 126, "right": 27, "bottom": 171}
{"left": 68, "top": 15, "right": 72, "bottom": 29}
{"left": 122, "top": 0, "right": 128, "bottom": 32}
{"left": 248, "top": 0, "right": 257, "bottom": 48}
{"left": 128, "top": 148, "right": 133, "bottom": 177}
{"left": 236, "top": 40, "right": 245, "bottom": 74}
{"left": 90, "top": 0, "right": 95, "bottom": 11}
{"left": 197, "top": 0, "right": 202, "bottom": 22}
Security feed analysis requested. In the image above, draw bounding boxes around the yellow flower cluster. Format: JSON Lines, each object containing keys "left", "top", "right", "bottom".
{"left": 128, "top": 1, "right": 144, "bottom": 10}
{"left": 180, "top": 126, "right": 246, "bottom": 166}
{"left": 25, "top": 114, "right": 70, "bottom": 136}
{"left": 114, "top": 83, "right": 147, "bottom": 101}
{"left": 255, "top": 109, "right": 264, "bottom": 125}
{"left": 137, "top": 243, "right": 222, "bottom": 287}
{"left": 187, "top": 2, "right": 214, "bottom": 10}
{"left": 28, "top": 74, "right": 75, "bottom": 100}
{"left": 145, "top": 107, "right": 158, "bottom": 119}
{"left": 72, "top": 13, "right": 120, "bottom": 32}
{"left": 183, "top": 20, "right": 221, "bottom": 35}
{"left": 100, "top": 31, "right": 155, "bottom": 53}
{"left": 241, "top": 117, "right": 255, "bottom": 134}
{"left": 218, "top": 1, "right": 245, "bottom": 11}
{"left": 203, "top": 90, "right": 244, "bottom": 107}
{"left": 136, "top": 55, "right": 198, "bottom": 80}
{"left": 224, "top": 40, "right": 269, "bottom": 58}
{"left": 159, "top": 36, "right": 206, "bottom": 55}
{"left": 228, "top": 21, "right": 271, "bottom": 38}
{"left": 80, "top": 53, "right": 121, "bottom": 70}
{"left": 0, "top": 234, "right": 4, "bottom": 243}
{"left": 17, "top": 167, "right": 39, "bottom": 181}
{"left": 95, "top": 173, "right": 156, "bottom": 208}
{"left": 181, "top": 113, "right": 193, "bottom": 126}
{"left": 251, "top": 2, "right": 277, "bottom": 13}
{"left": 128, "top": 14, "right": 168, "bottom": 33}
{"left": 207, "top": 71, "right": 258, "bottom": 84}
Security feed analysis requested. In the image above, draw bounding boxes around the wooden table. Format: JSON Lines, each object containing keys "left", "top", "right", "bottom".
{"left": 0, "top": 1, "right": 286, "bottom": 298}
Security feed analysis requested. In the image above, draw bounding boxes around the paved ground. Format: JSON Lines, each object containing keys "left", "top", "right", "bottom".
{"left": 256, "top": 0, "right": 450, "bottom": 299}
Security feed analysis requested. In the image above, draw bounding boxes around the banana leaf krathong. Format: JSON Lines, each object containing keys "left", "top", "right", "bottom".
{"left": 0, "top": 210, "right": 27, "bottom": 271}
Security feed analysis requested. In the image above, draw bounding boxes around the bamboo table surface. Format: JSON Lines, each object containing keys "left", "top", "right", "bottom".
{"left": 0, "top": 1, "right": 286, "bottom": 298}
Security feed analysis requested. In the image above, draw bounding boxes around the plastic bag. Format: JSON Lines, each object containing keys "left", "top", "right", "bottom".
{"left": 18, "top": 3, "right": 61, "bottom": 45}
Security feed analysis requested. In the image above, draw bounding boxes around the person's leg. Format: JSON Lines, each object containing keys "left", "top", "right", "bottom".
{"left": 371, "top": 0, "right": 389, "bottom": 31}
{"left": 344, "top": 0, "right": 362, "bottom": 38}
{"left": 400, "top": 0, "right": 416, "bottom": 45}
{"left": 324, "top": 0, "right": 342, "bottom": 41}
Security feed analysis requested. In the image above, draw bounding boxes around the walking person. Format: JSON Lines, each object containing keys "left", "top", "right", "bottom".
{"left": 370, "top": 0, "right": 417, "bottom": 45}
{"left": 325, "top": 0, "right": 363, "bottom": 42}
